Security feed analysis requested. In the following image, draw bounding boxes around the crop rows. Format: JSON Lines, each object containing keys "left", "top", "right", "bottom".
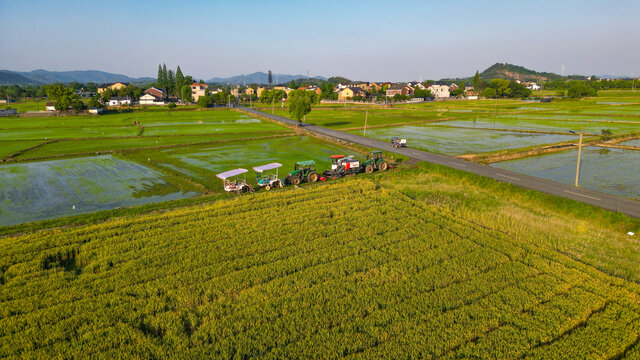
{"left": 0, "top": 179, "right": 639, "bottom": 359}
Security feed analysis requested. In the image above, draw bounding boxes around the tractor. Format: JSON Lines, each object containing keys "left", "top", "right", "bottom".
{"left": 361, "top": 150, "right": 389, "bottom": 173}
{"left": 391, "top": 137, "right": 407, "bottom": 148}
{"left": 323, "top": 155, "right": 362, "bottom": 178}
{"left": 285, "top": 160, "right": 319, "bottom": 185}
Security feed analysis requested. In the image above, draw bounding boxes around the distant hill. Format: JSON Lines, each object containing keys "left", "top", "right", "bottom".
{"left": 0, "top": 69, "right": 155, "bottom": 85}
{"left": 479, "top": 63, "right": 563, "bottom": 82}
{"left": 208, "top": 72, "right": 326, "bottom": 85}
{"left": 0, "top": 70, "right": 42, "bottom": 85}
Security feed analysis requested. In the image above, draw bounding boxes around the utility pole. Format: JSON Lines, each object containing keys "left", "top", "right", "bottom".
{"left": 575, "top": 129, "right": 583, "bottom": 187}
{"left": 363, "top": 110, "right": 368, "bottom": 136}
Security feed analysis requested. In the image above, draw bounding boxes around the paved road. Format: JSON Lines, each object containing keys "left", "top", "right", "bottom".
{"left": 241, "top": 107, "right": 640, "bottom": 219}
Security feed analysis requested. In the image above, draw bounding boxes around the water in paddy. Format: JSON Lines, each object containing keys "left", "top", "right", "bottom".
{"left": 619, "top": 138, "right": 640, "bottom": 147}
{"left": 435, "top": 118, "right": 640, "bottom": 134}
{"left": 359, "top": 125, "right": 577, "bottom": 155}
{"left": 491, "top": 147, "right": 640, "bottom": 199}
{"left": 0, "top": 155, "right": 198, "bottom": 226}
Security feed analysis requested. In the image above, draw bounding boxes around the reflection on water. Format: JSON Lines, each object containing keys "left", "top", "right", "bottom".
{"left": 491, "top": 147, "right": 640, "bottom": 199}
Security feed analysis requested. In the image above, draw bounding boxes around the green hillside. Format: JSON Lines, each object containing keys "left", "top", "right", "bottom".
{"left": 479, "top": 63, "right": 563, "bottom": 82}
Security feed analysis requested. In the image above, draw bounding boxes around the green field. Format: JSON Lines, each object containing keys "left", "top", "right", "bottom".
{"left": 1, "top": 110, "right": 292, "bottom": 158}
{"left": 0, "top": 164, "right": 638, "bottom": 358}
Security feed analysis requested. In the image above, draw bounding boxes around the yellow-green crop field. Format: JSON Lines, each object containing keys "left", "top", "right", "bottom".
{"left": 1, "top": 164, "right": 639, "bottom": 359}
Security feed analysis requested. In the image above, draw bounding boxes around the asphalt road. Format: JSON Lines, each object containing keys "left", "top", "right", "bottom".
{"left": 240, "top": 107, "right": 640, "bottom": 219}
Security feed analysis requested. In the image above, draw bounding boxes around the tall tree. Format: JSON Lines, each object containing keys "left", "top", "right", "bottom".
{"left": 473, "top": 70, "right": 480, "bottom": 91}
{"left": 167, "top": 70, "right": 175, "bottom": 95}
{"left": 157, "top": 65, "right": 164, "bottom": 89}
{"left": 162, "top": 64, "right": 168, "bottom": 89}
{"left": 175, "top": 66, "right": 184, "bottom": 96}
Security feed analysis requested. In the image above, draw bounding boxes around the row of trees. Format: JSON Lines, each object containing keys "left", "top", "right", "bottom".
{"left": 156, "top": 64, "right": 200, "bottom": 98}
{"left": 480, "top": 79, "right": 532, "bottom": 99}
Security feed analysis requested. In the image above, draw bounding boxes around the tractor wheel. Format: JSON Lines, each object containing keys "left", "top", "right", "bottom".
{"left": 379, "top": 161, "right": 388, "bottom": 171}
{"left": 308, "top": 171, "right": 318, "bottom": 182}
{"left": 264, "top": 185, "right": 271, "bottom": 191}
{"left": 292, "top": 176, "right": 301, "bottom": 185}
{"left": 240, "top": 185, "right": 249, "bottom": 194}
{"left": 365, "top": 165, "right": 374, "bottom": 174}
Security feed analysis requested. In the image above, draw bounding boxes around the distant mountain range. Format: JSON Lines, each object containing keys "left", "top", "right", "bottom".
{"left": 0, "top": 69, "right": 155, "bottom": 85}
{"left": 207, "top": 72, "right": 326, "bottom": 85}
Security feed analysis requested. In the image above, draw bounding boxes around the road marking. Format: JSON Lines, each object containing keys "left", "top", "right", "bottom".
{"left": 562, "top": 190, "right": 602, "bottom": 201}
{"left": 496, "top": 173, "right": 521, "bottom": 181}
{"left": 448, "top": 161, "right": 467, "bottom": 167}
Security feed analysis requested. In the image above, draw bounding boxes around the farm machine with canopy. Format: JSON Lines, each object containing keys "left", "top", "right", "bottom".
{"left": 253, "top": 163, "right": 284, "bottom": 190}
{"left": 216, "top": 168, "right": 254, "bottom": 194}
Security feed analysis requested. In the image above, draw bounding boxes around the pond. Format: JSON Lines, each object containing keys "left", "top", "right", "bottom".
{"left": 356, "top": 125, "right": 578, "bottom": 155}
{"left": 0, "top": 155, "right": 198, "bottom": 226}
{"left": 491, "top": 147, "right": 640, "bottom": 199}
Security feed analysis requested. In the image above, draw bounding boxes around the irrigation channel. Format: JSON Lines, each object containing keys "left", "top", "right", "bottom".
{"left": 240, "top": 107, "right": 640, "bottom": 219}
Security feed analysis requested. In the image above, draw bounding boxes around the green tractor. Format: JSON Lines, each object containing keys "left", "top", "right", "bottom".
{"left": 285, "top": 160, "right": 319, "bottom": 185}
{"left": 361, "top": 150, "right": 389, "bottom": 173}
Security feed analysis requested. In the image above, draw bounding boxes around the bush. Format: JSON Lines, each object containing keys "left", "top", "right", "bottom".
{"left": 482, "top": 88, "right": 497, "bottom": 98}
{"left": 167, "top": 103, "right": 176, "bottom": 109}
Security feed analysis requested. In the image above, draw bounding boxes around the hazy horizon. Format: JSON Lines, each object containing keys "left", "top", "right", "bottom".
{"left": 1, "top": 0, "right": 638, "bottom": 82}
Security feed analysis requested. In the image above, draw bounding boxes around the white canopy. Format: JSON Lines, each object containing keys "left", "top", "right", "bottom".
{"left": 216, "top": 168, "right": 248, "bottom": 179}
{"left": 252, "top": 163, "right": 283, "bottom": 173}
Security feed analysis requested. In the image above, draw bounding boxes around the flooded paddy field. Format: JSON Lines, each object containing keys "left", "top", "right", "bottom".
{"left": 121, "top": 135, "right": 366, "bottom": 190}
{"left": 434, "top": 117, "right": 640, "bottom": 134}
{"left": 0, "top": 155, "right": 198, "bottom": 226}
{"left": 354, "top": 125, "right": 578, "bottom": 155}
{"left": 491, "top": 147, "right": 640, "bottom": 199}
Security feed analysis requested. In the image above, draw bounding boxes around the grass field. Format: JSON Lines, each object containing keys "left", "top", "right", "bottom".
{"left": 0, "top": 164, "right": 638, "bottom": 358}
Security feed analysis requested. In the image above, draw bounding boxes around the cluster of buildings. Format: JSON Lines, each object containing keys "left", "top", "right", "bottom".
{"left": 334, "top": 81, "right": 477, "bottom": 101}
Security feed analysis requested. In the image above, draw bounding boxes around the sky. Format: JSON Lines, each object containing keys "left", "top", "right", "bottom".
{"left": 0, "top": 0, "right": 638, "bottom": 81}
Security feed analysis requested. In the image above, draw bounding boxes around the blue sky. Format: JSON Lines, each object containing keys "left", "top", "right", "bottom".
{"left": 0, "top": 0, "right": 638, "bottom": 81}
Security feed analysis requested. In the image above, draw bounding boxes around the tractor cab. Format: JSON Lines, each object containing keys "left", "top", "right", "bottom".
{"left": 367, "top": 150, "right": 383, "bottom": 161}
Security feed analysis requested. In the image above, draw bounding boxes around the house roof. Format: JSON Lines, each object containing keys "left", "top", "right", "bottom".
{"left": 110, "top": 96, "right": 130, "bottom": 101}
{"left": 191, "top": 83, "right": 207, "bottom": 87}
{"left": 388, "top": 83, "right": 408, "bottom": 90}
{"left": 140, "top": 93, "right": 163, "bottom": 100}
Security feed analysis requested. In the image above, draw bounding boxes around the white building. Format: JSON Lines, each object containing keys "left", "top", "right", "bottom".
{"left": 190, "top": 83, "right": 208, "bottom": 101}
{"left": 139, "top": 93, "right": 165, "bottom": 106}
{"left": 108, "top": 97, "right": 131, "bottom": 106}
{"left": 427, "top": 84, "right": 450, "bottom": 99}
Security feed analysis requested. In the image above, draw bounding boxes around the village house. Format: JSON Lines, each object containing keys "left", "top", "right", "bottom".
{"left": 386, "top": 83, "right": 414, "bottom": 97}
{"left": 230, "top": 87, "right": 241, "bottom": 97}
{"left": 190, "top": 83, "right": 208, "bottom": 101}
{"left": 108, "top": 96, "right": 131, "bottom": 106}
{"left": 97, "top": 82, "right": 128, "bottom": 94}
{"left": 273, "top": 86, "right": 293, "bottom": 95}
{"left": 338, "top": 86, "right": 366, "bottom": 101}
{"left": 305, "top": 85, "right": 322, "bottom": 95}
{"left": 45, "top": 102, "right": 56, "bottom": 111}
{"left": 245, "top": 87, "right": 255, "bottom": 96}
{"left": 257, "top": 87, "right": 266, "bottom": 97}
{"left": 426, "top": 83, "right": 450, "bottom": 98}
{"left": 143, "top": 86, "right": 166, "bottom": 99}
{"left": 408, "top": 82, "right": 426, "bottom": 90}
{"left": 139, "top": 93, "right": 165, "bottom": 106}
{"left": 348, "top": 82, "right": 371, "bottom": 91}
